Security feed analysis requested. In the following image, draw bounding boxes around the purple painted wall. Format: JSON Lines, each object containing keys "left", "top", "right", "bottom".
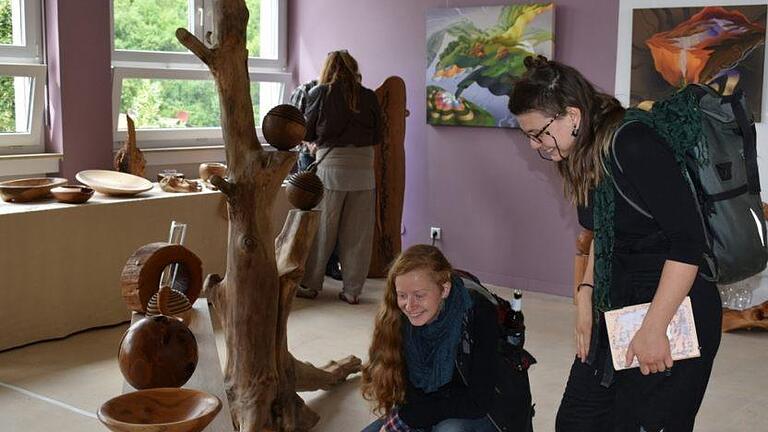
{"left": 45, "top": 0, "right": 113, "bottom": 180}
{"left": 289, "top": 0, "right": 620, "bottom": 296}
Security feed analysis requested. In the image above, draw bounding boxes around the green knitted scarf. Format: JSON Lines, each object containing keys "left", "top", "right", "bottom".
{"left": 591, "top": 87, "right": 707, "bottom": 312}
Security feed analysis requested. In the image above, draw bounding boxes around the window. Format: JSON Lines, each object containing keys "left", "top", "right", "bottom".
{"left": 110, "top": 0, "right": 289, "bottom": 150}
{"left": 0, "top": 0, "right": 45, "bottom": 154}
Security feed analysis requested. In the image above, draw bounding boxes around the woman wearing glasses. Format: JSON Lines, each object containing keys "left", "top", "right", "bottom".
{"left": 297, "top": 50, "right": 382, "bottom": 304}
{"left": 508, "top": 55, "right": 721, "bottom": 431}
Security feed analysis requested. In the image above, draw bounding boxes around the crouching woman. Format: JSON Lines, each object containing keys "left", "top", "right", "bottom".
{"left": 361, "top": 244, "right": 532, "bottom": 432}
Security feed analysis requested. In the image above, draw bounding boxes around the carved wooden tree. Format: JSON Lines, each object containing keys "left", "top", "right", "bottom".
{"left": 176, "top": 2, "right": 359, "bottom": 430}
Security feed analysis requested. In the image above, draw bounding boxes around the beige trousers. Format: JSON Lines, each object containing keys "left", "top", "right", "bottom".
{"left": 301, "top": 188, "right": 375, "bottom": 296}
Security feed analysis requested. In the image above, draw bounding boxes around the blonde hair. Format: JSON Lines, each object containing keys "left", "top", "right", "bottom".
{"left": 318, "top": 50, "right": 362, "bottom": 112}
{"left": 360, "top": 244, "right": 453, "bottom": 415}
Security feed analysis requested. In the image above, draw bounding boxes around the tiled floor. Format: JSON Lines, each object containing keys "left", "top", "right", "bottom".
{"left": 0, "top": 278, "right": 766, "bottom": 431}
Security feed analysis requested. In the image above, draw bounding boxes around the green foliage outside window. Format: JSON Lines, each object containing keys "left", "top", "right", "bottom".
{"left": 1, "top": 0, "right": 13, "bottom": 132}
{"left": 114, "top": 0, "right": 263, "bottom": 130}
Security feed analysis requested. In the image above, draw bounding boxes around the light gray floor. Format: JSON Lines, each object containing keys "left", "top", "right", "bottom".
{"left": 0, "top": 277, "right": 765, "bottom": 431}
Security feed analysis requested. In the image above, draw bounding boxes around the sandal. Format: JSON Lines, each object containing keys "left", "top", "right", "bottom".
{"left": 338, "top": 292, "right": 359, "bottom": 305}
{"left": 296, "top": 285, "right": 319, "bottom": 299}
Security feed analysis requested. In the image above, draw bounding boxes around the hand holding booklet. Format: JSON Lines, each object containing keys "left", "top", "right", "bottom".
{"left": 604, "top": 296, "right": 700, "bottom": 371}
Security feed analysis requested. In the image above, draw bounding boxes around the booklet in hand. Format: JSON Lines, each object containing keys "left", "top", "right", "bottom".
{"left": 604, "top": 296, "right": 700, "bottom": 371}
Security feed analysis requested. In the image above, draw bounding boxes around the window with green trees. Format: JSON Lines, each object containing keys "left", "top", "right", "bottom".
{"left": 112, "top": 0, "right": 278, "bottom": 134}
{"left": 1, "top": 0, "right": 14, "bottom": 132}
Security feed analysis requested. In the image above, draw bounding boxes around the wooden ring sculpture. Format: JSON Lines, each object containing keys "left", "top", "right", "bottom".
{"left": 121, "top": 242, "right": 203, "bottom": 313}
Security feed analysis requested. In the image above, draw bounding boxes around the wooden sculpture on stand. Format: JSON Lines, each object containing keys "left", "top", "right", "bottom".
{"left": 114, "top": 115, "right": 147, "bottom": 178}
{"left": 175, "top": 2, "right": 359, "bottom": 430}
{"left": 368, "top": 76, "right": 407, "bottom": 277}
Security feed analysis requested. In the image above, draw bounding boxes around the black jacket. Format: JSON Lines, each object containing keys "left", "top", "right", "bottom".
{"left": 398, "top": 291, "right": 533, "bottom": 432}
{"left": 303, "top": 82, "right": 381, "bottom": 147}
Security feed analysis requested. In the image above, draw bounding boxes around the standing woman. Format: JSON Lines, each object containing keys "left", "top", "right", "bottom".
{"left": 298, "top": 50, "right": 382, "bottom": 304}
{"left": 508, "top": 56, "right": 721, "bottom": 431}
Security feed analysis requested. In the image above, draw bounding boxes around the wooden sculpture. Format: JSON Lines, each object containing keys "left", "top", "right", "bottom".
{"left": 118, "top": 285, "right": 198, "bottom": 390}
{"left": 121, "top": 242, "right": 203, "bottom": 313}
{"left": 368, "top": 76, "right": 407, "bottom": 277}
{"left": 286, "top": 170, "right": 324, "bottom": 211}
{"left": 262, "top": 104, "right": 306, "bottom": 151}
{"left": 175, "top": 2, "right": 358, "bottom": 430}
{"left": 159, "top": 176, "right": 201, "bottom": 193}
{"left": 114, "top": 115, "right": 147, "bottom": 178}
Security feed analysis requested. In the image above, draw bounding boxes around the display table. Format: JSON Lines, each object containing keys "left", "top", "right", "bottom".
{"left": 0, "top": 186, "right": 233, "bottom": 351}
{"left": 122, "top": 299, "right": 235, "bottom": 432}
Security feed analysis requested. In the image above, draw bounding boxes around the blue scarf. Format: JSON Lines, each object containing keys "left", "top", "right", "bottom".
{"left": 403, "top": 276, "right": 473, "bottom": 393}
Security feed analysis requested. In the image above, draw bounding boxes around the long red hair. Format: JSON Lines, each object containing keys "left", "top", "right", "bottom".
{"left": 360, "top": 244, "right": 453, "bottom": 414}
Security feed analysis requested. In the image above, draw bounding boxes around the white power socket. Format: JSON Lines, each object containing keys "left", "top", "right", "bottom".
{"left": 430, "top": 227, "right": 442, "bottom": 240}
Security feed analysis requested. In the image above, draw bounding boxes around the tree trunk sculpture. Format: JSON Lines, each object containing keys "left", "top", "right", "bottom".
{"left": 176, "top": 2, "right": 359, "bottom": 430}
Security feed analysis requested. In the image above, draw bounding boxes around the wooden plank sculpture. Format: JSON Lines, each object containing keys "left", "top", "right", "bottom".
{"left": 369, "top": 76, "right": 407, "bottom": 277}
{"left": 114, "top": 115, "right": 147, "bottom": 178}
{"left": 175, "top": 2, "right": 359, "bottom": 429}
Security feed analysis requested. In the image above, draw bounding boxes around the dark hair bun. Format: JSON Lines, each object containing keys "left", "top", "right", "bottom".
{"left": 523, "top": 55, "right": 550, "bottom": 70}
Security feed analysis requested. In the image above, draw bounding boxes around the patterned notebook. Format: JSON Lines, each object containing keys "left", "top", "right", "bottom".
{"left": 604, "top": 296, "right": 700, "bottom": 371}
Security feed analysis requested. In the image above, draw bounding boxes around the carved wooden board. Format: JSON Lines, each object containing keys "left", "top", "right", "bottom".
{"left": 369, "top": 76, "right": 407, "bottom": 277}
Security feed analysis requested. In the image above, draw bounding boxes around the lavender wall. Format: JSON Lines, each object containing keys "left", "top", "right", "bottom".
{"left": 45, "top": 0, "right": 113, "bottom": 180}
{"left": 289, "top": 0, "right": 620, "bottom": 296}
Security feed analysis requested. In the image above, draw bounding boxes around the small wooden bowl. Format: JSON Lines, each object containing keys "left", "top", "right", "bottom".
{"left": 198, "top": 163, "right": 226, "bottom": 183}
{"left": 98, "top": 388, "right": 221, "bottom": 432}
{"left": 51, "top": 185, "right": 94, "bottom": 204}
{"left": 0, "top": 177, "right": 68, "bottom": 203}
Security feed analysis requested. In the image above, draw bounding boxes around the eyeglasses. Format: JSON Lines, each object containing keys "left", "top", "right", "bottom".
{"left": 522, "top": 115, "right": 566, "bottom": 161}
{"left": 524, "top": 116, "right": 558, "bottom": 144}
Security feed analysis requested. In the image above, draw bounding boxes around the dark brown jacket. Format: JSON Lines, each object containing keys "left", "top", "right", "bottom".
{"left": 303, "top": 83, "right": 381, "bottom": 148}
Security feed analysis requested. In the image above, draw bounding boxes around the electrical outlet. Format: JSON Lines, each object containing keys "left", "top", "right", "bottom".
{"left": 430, "top": 227, "right": 442, "bottom": 240}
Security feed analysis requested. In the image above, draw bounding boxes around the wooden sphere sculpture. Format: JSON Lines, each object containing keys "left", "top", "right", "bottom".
{"left": 262, "top": 104, "right": 306, "bottom": 151}
{"left": 118, "top": 286, "right": 198, "bottom": 389}
{"left": 286, "top": 170, "right": 324, "bottom": 210}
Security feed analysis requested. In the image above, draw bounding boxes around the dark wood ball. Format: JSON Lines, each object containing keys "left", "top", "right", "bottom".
{"left": 262, "top": 104, "right": 306, "bottom": 151}
{"left": 286, "top": 171, "right": 324, "bottom": 210}
{"left": 118, "top": 314, "right": 198, "bottom": 389}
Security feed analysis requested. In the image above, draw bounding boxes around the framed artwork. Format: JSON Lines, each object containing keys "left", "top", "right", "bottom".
{"left": 616, "top": 0, "right": 768, "bottom": 121}
{"left": 426, "top": 4, "right": 554, "bottom": 128}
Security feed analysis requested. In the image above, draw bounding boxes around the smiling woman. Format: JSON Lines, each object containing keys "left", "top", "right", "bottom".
{"left": 361, "top": 244, "right": 532, "bottom": 432}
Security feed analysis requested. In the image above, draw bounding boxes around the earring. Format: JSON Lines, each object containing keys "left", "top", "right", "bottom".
{"left": 571, "top": 125, "right": 579, "bottom": 137}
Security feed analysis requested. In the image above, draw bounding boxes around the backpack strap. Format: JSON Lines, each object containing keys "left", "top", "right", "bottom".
{"left": 608, "top": 121, "right": 653, "bottom": 219}
{"left": 727, "top": 89, "right": 760, "bottom": 195}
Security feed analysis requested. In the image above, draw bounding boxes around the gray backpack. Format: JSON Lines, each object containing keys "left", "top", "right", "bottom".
{"left": 610, "top": 84, "right": 768, "bottom": 284}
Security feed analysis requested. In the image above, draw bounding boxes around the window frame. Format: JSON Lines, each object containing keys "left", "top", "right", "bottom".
{"left": 111, "top": 66, "right": 292, "bottom": 149}
{"left": 110, "top": 0, "right": 289, "bottom": 150}
{"left": 0, "top": 0, "right": 45, "bottom": 155}
{"left": 0, "top": 0, "right": 42, "bottom": 62}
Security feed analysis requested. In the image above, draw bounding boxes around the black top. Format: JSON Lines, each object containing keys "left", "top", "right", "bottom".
{"left": 303, "top": 82, "right": 382, "bottom": 148}
{"left": 578, "top": 121, "right": 707, "bottom": 266}
{"left": 398, "top": 292, "right": 499, "bottom": 428}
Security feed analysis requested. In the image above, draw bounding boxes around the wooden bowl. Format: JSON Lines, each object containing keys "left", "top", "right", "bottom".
{"left": 262, "top": 104, "right": 306, "bottom": 151}
{"left": 76, "top": 170, "right": 153, "bottom": 196}
{"left": 198, "top": 163, "right": 227, "bottom": 184}
{"left": 51, "top": 185, "right": 95, "bottom": 204}
{"left": 0, "top": 177, "right": 68, "bottom": 203}
{"left": 98, "top": 388, "right": 221, "bottom": 432}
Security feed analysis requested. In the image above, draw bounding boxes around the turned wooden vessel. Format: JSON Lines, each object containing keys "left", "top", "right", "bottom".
{"left": 285, "top": 170, "right": 324, "bottom": 210}
{"left": 0, "top": 177, "right": 68, "bottom": 203}
{"left": 118, "top": 285, "right": 198, "bottom": 389}
{"left": 50, "top": 185, "right": 94, "bottom": 204}
{"left": 262, "top": 104, "right": 306, "bottom": 151}
{"left": 198, "top": 162, "right": 226, "bottom": 184}
{"left": 98, "top": 387, "right": 220, "bottom": 432}
{"left": 147, "top": 286, "right": 193, "bottom": 325}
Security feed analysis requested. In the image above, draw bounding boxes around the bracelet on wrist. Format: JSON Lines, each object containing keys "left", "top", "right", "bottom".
{"left": 576, "top": 283, "right": 594, "bottom": 293}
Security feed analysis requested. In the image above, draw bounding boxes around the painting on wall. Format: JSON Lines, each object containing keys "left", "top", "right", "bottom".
{"left": 622, "top": 3, "right": 766, "bottom": 120}
{"left": 426, "top": 4, "right": 554, "bottom": 128}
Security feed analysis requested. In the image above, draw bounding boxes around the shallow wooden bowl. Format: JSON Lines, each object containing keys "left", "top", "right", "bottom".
{"left": 51, "top": 185, "right": 95, "bottom": 204}
{"left": 0, "top": 177, "right": 68, "bottom": 203}
{"left": 76, "top": 170, "right": 153, "bottom": 196}
{"left": 98, "top": 388, "right": 221, "bottom": 432}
